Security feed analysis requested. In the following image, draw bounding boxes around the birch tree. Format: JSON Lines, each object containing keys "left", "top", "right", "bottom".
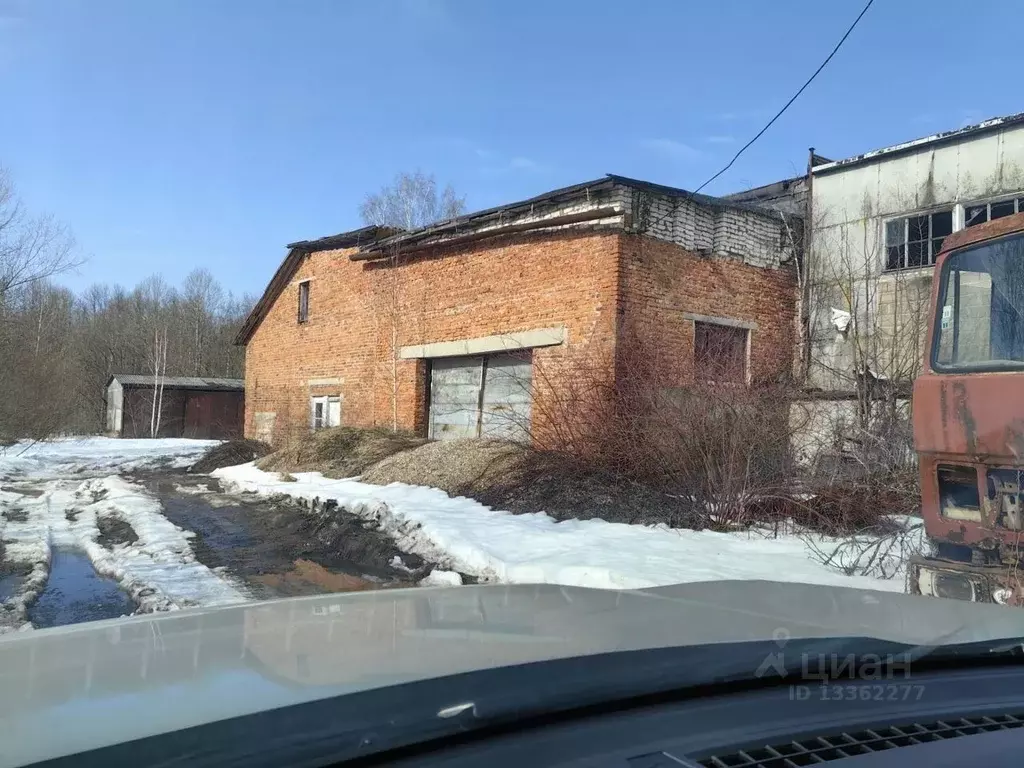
{"left": 359, "top": 171, "right": 466, "bottom": 429}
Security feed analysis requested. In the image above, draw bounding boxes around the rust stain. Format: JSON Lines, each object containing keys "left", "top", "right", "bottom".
{"left": 952, "top": 381, "right": 977, "bottom": 457}
{"left": 939, "top": 381, "right": 948, "bottom": 432}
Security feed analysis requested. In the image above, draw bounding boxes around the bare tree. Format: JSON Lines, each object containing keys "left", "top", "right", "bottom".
{"left": 795, "top": 201, "right": 927, "bottom": 479}
{"left": 359, "top": 171, "right": 465, "bottom": 430}
{"left": 181, "top": 268, "right": 225, "bottom": 375}
{"left": 0, "top": 167, "right": 80, "bottom": 299}
{"left": 359, "top": 170, "right": 465, "bottom": 231}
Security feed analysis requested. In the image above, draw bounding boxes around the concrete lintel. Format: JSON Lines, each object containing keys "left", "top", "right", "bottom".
{"left": 306, "top": 377, "right": 343, "bottom": 387}
{"left": 400, "top": 326, "right": 566, "bottom": 360}
{"left": 681, "top": 312, "right": 758, "bottom": 331}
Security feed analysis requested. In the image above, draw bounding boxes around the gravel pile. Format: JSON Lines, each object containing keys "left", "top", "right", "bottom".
{"left": 362, "top": 438, "right": 700, "bottom": 527}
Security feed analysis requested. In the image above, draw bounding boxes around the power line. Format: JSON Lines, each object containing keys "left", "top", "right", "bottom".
{"left": 693, "top": 0, "right": 875, "bottom": 195}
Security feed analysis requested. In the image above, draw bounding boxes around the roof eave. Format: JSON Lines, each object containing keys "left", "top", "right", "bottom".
{"left": 237, "top": 225, "right": 397, "bottom": 346}
{"left": 813, "top": 112, "right": 1024, "bottom": 176}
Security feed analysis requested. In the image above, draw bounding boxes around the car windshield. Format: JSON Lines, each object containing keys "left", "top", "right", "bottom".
{"left": 933, "top": 234, "right": 1024, "bottom": 371}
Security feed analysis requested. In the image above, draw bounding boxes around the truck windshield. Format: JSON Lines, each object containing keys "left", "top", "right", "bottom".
{"left": 933, "top": 233, "right": 1024, "bottom": 371}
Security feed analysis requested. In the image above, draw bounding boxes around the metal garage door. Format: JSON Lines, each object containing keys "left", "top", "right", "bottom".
{"left": 428, "top": 352, "right": 532, "bottom": 440}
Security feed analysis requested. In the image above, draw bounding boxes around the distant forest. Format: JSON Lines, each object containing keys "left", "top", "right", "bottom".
{"left": 0, "top": 270, "right": 255, "bottom": 440}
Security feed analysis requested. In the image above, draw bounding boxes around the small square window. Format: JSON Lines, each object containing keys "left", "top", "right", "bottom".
{"left": 908, "top": 215, "right": 929, "bottom": 242}
{"left": 298, "top": 281, "right": 310, "bottom": 323}
{"left": 694, "top": 321, "right": 747, "bottom": 384}
{"left": 886, "top": 245, "right": 905, "bottom": 271}
{"left": 931, "top": 210, "right": 953, "bottom": 237}
{"left": 884, "top": 208, "right": 954, "bottom": 270}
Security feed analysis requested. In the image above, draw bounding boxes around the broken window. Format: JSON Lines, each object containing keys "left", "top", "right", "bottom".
{"left": 310, "top": 395, "right": 341, "bottom": 430}
{"left": 884, "top": 209, "right": 953, "bottom": 270}
{"left": 965, "top": 197, "right": 1024, "bottom": 228}
{"left": 694, "top": 321, "right": 747, "bottom": 384}
{"left": 298, "top": 280, "right": 310, "bottom": 323}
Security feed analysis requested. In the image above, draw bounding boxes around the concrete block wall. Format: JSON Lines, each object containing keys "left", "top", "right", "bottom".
{"left": 623, "top": 184, "right": 791, "bottom": 269}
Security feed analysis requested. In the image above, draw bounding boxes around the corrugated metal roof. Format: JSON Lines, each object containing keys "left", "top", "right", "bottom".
{"left": 110, "top": 375, "right": 244, "bottom": 391}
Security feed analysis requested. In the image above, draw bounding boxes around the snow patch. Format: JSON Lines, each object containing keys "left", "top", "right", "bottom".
{"left": 0, "top": 438, "right": 217, "bottom": 482}
{"left": 1, "top": 475, "right": 246, "bottom": 630}
{"left": 419, "top": 569, "right": 463, "bottom": 587}
{"left": 389, "top": 555, "right": 419, "bottom": 574}
{"left": 173, "top": 483, "right": 211, "bottom": 495}
{"left": 214, "top": 463, "right": 912, "bottom": 594}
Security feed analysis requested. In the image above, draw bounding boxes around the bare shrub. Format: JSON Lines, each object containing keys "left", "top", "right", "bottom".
{"left": 800, "top": 520, "right": 925, "bottom": 580}
{"left": 513, "top": 326, "right": 800, "bottom": 531}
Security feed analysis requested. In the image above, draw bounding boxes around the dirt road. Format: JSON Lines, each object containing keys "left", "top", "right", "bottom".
{"left": 0, "top": 440, "right": 432, "bottom": 630}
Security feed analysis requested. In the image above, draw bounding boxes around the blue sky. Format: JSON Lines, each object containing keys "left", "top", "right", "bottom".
{"left": 1, "top": 0, "right": 1020, "bottom": 297}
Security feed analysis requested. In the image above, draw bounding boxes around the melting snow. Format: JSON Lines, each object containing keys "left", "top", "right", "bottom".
{"left": 0, "top": 438, "right": 244, "bottom": 632}
{"left": 214, "top": 463, "right": 914, "bottom": 593}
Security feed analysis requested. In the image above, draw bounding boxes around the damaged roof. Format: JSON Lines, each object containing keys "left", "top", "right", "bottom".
{"left": 109, "top": 375, "right": 244, "bottom": 391}
{"left": 355, "top": 173, "right": 778, "bottom": 257}
{"left": 813, "top": 112, "right": 1024, "bottom": 175}
{"left": 234, "top": 225, "right": 396, "bottom": 345}
{"left": 237, "top": 174, "right": 788, "bottom": 344}
{"left": 286, "top": 225, "right": 399, "bottom": 253}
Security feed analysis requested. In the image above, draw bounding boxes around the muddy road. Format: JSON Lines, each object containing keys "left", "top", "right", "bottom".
{"left": 1, "top": 457, "right": 434, "bottom": 630}
{"left": 132, "top": 470, "right": 429, "bottom": 599}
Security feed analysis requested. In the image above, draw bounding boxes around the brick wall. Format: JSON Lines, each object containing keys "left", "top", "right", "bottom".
{"left": 244, "top": 220, "right": 797, "bottom": 447}
{"left": 243, "top": 230, "right": 621, "bottom": 444}
{"left": 617, "top": 233, "right": 797, "bottom": 386}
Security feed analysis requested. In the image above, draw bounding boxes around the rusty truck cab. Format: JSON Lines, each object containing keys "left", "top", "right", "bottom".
{"left": 913, "top": 212, "right": 1024, "bottom": 604}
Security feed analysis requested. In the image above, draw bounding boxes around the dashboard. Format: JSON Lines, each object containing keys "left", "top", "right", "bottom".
{"left": 378, "top": 664, "right": 1024, "bottom": 767}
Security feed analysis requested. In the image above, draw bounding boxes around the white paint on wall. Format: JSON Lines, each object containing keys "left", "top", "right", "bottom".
{"left": 808, "top": 121, "right": 1024, "bottom": 388}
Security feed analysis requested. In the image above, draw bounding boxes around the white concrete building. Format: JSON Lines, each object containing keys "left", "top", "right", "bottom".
{"left": 806, "top": 113, "right": 1024, "bottom": 390}
{"left": 728, "top": 113, "right": 1024, "bottom": 466}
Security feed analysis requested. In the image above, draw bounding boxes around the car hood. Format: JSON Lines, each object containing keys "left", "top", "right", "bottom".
{"left": 2, "top": 580, "right": 1023, "bottom": 767}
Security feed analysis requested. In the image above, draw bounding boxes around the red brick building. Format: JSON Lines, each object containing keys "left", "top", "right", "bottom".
{"left": 237, "top": 175, "right": 799, "bottom": 445}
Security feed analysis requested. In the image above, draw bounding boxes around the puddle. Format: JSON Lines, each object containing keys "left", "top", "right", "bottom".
{"left": 159, "top": 496, "right": 254, "bottom": 552}
{"left": 29, "top": 549, "right": 135, "bottom": 629}
{"left": 0, "top": 572, "right": 23, "bottom": 603}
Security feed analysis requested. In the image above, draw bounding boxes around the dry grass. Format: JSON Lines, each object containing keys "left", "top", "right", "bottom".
{"left": 257, "top": 426, "right": 428, "bottom": 479}
{"left": 190, "top": 439, "right": 272, "bottom": 474}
